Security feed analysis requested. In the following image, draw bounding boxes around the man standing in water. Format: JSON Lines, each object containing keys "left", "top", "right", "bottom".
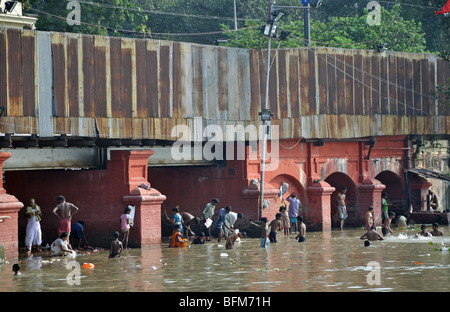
{"left": 336, "top": 186, "right": 348, "bottom": 231}
{"left": 53, "top": 195, "right": 79, "bottom": 236}
{"left": 202, "top": 198, "right": 219, "bottom": 241}
{"left": 286, "top": 193, "right": 301, "bottom": 234}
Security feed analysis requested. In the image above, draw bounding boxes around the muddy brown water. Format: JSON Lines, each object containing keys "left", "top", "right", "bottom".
{"left": 1, "top": 228, "right": 449, "bottom": 292}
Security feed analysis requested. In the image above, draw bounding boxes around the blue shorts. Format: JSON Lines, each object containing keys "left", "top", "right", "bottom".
{"left": 260, "top": 238, "right": 269, "bottom": 248}
{"left": 269, "top": 231, "right": 277, "bottom": 243}
{"left": 289, "top": 217, "right": 297, "bottom": 224}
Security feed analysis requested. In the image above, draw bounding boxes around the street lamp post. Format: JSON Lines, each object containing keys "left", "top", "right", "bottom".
{"left": 259, "top": 0, "right": 278, "bottom": 219}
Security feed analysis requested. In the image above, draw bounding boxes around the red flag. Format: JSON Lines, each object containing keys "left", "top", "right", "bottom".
{"left": 435, "top": 0, "right": 450, "bottom": 15}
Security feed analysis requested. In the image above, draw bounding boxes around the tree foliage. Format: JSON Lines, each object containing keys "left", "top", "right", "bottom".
{"left": 19, "top": 0, "right": 449, "bottom": 57}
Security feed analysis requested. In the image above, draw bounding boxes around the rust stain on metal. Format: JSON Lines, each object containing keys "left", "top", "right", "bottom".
{"left": 0, "top": 29, "right": 448, "bottom": 141}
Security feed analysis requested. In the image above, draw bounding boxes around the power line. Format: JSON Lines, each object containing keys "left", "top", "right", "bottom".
{"left": 28, "top": 8, "right": 258, "bottom": 37}
{"left": 73, "top": 0, "right": 261, "bottom": 22}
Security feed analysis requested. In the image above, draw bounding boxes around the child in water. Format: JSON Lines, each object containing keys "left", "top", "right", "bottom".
{"left": 279, "top": 206, "right": 290, "bottom": 236}
{"left": 250, "top": 218, "right": 269, "bottom": 248}
{"left": 109, "top": 231, "right": 123, "bottom": 258}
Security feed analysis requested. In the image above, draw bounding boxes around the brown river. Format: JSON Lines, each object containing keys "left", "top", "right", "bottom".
{"left": 1, "top": 228, "right": 449, "bottom": 292}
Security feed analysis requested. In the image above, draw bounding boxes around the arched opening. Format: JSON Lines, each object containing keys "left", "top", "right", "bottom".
{"left": 375, "top": 170, "right": 405, "bottom": 215}
{"left": 268, "top": 174, "right": 306, "bottom": 218}
{"left": 325, "top": 172, "right": 358, "bottom": 228}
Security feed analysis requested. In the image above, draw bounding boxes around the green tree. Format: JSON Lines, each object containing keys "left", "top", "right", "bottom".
{"left": 220, "top": 4, "right": 427, "bottom": 53}
{"left": 23, "top": 0, "right": 148, "bottom": 37}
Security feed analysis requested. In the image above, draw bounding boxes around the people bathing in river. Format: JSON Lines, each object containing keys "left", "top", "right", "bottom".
{"left": 279, "top": 206, "right": 290, "bottom": 236}
{"left": 51, "top": 233, "right": 76, "bottom": 256}
{"left": 360, "top": 226, "right": 384, "bottom": 241}
{"left": 364, "top": 206, "right": 374, "bottom": 231}
{"left": 202, "top": 198, "right": 220, "bottom": 241}
{"left": 268, "top": 213, "right": 282, "bottom": 243}
{"left": 214, "top": 206, "right": 233, "bottom": 243}
{"left": 430, "top": 223, "right": 443, "bottom": 236}
{"left": 250, "top": 217, "right": 269, "bottom": 248}
{"left": 295, "top": 216, "right": 307, "bottom": 242}
{"left": 71, "top": 220, "right": 89, "bottom": 250}
{"left": 109, "top": 231, "right": 123, "bottom": 258}
{"left": 286, "top": 193, "right": 301, "bottom": 233}
{"left": 226, "top": 230, "right": 246, "bottom": 249}
{"left": 382, "top": 211, "right": 395, "bottom": 237}
{"left": 416, "top": 224, "right": 432, "bottom": 238}
{"left": 169, "top": 224, "right": 188, "bottom": 248}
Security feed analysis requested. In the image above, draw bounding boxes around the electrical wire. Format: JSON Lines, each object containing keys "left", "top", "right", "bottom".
{"left": 28, "top": 7, "right": 259, "bottom": 37}
{"left": 74, "top": 0, "right": 261, "bottom": 22}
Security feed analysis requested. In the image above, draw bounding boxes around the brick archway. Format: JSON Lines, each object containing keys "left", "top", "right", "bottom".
{"left": 325, "top": 172, "right": 358, "bottom": 228}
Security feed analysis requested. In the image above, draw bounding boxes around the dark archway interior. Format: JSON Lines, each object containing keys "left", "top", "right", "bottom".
{"left": 325, "top": 172, "right": 358, "bottom": 228}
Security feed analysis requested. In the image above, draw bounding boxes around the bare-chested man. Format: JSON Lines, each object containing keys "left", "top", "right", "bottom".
{"left": 336, "top": 186, "right": 348, "bottom": 231}
{"left": 53, "top": 195, "right": 79, "bottom": 235}
{"left": 364, "top": 206, "right": 374, "bottom": 231}
{"left": 360, "top": 226, "right": 384, "bottom": 241}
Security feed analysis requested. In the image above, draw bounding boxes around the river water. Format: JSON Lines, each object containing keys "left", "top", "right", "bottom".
{"left": 1, "top": 228, "right": 449, "bottom": 292}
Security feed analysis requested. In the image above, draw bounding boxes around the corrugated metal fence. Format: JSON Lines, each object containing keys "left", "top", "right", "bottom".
{"left": 0, "top": 29, "right": 448, "bottom": 141}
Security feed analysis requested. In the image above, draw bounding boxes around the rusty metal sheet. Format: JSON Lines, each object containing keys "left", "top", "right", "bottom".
{"left": 67, "top": 34, "right": 80, "bottom": 117}
{"left": 288, "top": 51, "right": 300, "bottom": 118}
{"left": 299, "top": 49, "right": 310, "bottom": 116}
{"left": 202, "top": 45, "right": 218, "bottom": 120}
{"left": 413, "top": 58, "right": 422, "bottom": 116}
{"left": 226, "top": 48, "right": 240, "bottom": 120}
{"left": 371, "top": 54, "right": 380, "bottom": 115}
{"left": 192, "top": 45, "right": 203, "bottom": 118}
{"left": 278, "top": 49, "right": 288, "bottom": 119}
{"left": 353, "top": 52, "right": 363, "bottom": 115}
{"left": 237, "top": 49, "right": 251, "bottom": 121}
{"left": 7, "top": 29, "right": 23, "bottom": 117}
{"left": 160, "top": 43, "right": 171, "bottom": 118}
{"left": 22, "top": 32, "right": 36, "bottom": 117}
{"left": 121, "top": 38, "right": 134, "bottom": 119}
{"left": 344, "top": 51, "right": 354, "bottom": 115}
{"left": 146, "top": 41, "right": 159, "bottom": 118}
{"left": 249, "top": 49, "right": 261, "bottom": 120}
{"left": 135, "top": 39, "right": 148, "bottom": 118}
{"left": 336, "top": 52, "right": 345, "bottom": 115}
{"left": 380, "top": 55, "right": 389, "bottom": 115}
{"left": 0, "top": 32, "right": 6, "bottom": 114}
{"left": 172, "top": 42, "right": 182, "bottom": 119}
{"left": 388, "top": 54, "right": 397, "bottom": 115}
{"left": 317, "top": 49, "right": 328, "bottom": 115}
{"left": 405, "top": 55, "right": 414, "bottom": 116}
{"left": 94, "top": 36, "right": 107, "bottom": 117}
{"left": 82, "top": 35, "right": 95, "bottom": 117}
{"left": 363, "top": 52, "right": 372, "bottom": 116}
{"left": 218, "top": 47, "right": 229, "bottom": 118}
{"left": 51, "top": 32, "right": 66, "bottom": 117}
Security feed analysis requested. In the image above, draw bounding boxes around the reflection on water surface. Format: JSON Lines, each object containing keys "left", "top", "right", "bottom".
{"left": 1, "top": 228, "right": 449, "bottom": 292}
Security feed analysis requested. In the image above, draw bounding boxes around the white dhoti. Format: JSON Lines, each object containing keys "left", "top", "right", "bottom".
{"left": 25, "top": 216, "right": 42, "bottom": 250}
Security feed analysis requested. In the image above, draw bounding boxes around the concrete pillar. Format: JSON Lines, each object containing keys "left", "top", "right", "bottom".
{"left": 358, "top": 178, "right": 386, "bottom": 226}
{"left": 306, "top": 181, "right": 335, "bottom": 231}
{"left": 123, "top": 187, "right": 166, "bottom": 247}
{"left": 114, "top": 150, "right": 166, "bottom": 246}
{"left": 0, "top": 152, "right": 24, "bottom": 261}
